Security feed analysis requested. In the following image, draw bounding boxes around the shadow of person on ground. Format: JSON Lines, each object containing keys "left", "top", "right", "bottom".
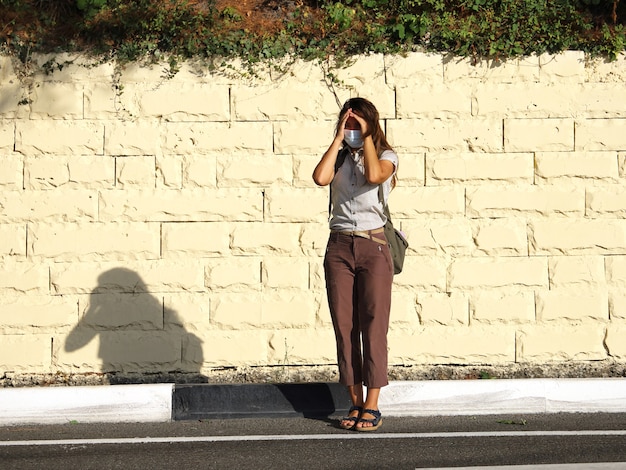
{"left": 276, "top": 382, "right": 351, "bottom": 423}
{"left": 64, "top": 267, "right": 206, "bottom": 384}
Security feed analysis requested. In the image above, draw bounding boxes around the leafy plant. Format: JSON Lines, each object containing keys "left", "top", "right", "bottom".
{"left": 220, "top": 6, "right": 242, "bottom": 22}
{"left": 324, "top": 2, "right": 357, "bottom": 31}
{"left": 76, "top": 0, "right": 107, "bottom": 18}
{"left": 1, "top": 0, "right": 626, "bottom": 68}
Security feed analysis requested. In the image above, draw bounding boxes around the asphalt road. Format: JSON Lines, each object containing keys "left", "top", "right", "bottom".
{"left": 1, "top": 413, "right": 626, "bottom": 469}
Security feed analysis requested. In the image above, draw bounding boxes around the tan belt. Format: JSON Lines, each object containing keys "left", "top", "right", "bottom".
{"left": 331, "top": 227, "right": 386, "bottom": 245}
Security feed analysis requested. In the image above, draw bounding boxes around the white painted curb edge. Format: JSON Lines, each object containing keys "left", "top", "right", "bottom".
{"left": 380, "top": 378, "right": 626, "bottom": 416}
{"left": 0, "top": 384, "right": 174, "bottom": 426}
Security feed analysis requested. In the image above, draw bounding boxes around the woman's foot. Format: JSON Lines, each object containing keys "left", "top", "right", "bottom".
{"left": 355, "top": 408, "right": 382, "bottom": 431}
{"left": 339, "top": 405, "right": 363, "bottom": 430}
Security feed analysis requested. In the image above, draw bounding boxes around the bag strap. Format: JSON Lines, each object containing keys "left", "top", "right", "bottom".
{"left": 328, "top": 147, "right": 350, "bottom": 220}
{"left": 379, "top": 185, "right": 394, "bottom": 229}
{"left": 334, "top": 146, "right": 348, "bottom": 173}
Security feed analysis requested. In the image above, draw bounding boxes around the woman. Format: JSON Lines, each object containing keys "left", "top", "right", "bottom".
{"left": 313, "top": 97, "right": 398, "bottom": 431}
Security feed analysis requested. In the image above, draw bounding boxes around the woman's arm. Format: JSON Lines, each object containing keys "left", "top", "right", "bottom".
{"left": 353, "top": 115, "right": 395, "bottom": 185}
{"left": 362, "top": 137, "right": 394, "bottom": 184}
{"left": 312, "top": 136, "right": 343, "bottom": 186}
{"left": 312, "top": 112, "right": 350, "bottom": 186}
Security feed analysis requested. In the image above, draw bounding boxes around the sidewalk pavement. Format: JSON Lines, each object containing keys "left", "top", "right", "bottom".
{"left": 1, "top": 378, "right": 626, "bottom": 426}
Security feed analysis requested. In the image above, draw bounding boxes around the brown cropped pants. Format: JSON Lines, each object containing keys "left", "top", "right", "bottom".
{"left": 323, "top": 231, "right": 393, "bottom": 388}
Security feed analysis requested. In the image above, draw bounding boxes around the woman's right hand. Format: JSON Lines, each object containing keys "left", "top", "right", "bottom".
{"left": 334, "top": 110, "right": 350, "bottom": 145}
{"left": 313, "top": 112, "right": 350, "bottom": 186}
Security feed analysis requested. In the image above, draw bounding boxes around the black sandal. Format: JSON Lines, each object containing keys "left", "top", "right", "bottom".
{"left": 356, "top": 408, "right": 383, "bottom": 432}
{"left": 339, "top": 405, "right": 363, "bottom": 430}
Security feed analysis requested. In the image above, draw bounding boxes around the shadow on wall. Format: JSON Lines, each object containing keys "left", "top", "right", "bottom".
{"left": 64, "top": 268, "right": 206, "bottom": 383}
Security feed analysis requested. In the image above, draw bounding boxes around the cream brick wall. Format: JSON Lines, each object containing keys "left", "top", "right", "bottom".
{"left": 2, "top": 51, "right": 626, "bottom": 379}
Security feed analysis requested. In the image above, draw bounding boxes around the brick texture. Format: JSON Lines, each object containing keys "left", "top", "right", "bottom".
{"left": 1, "top": 51, "right": 625, "bottom": 377}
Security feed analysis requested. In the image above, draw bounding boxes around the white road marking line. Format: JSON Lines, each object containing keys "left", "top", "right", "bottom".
{"left": 426, "top": 464, "right": 626, "bottom": 470}
{"left": 1, "top": 429, "right": 626, "bottom": 447}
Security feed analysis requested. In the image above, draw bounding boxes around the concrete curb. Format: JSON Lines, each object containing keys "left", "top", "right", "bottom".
{"left": 2, "top": 378, "right": 626, "bottom": 426}
{"left": 380, "top": 378, "right": 626, "bottom": 416}
{"left": 0, "top": 384, "right": 173, "bottom": 426}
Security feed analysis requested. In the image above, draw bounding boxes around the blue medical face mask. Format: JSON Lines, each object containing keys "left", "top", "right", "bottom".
{"left": 344, "top": 129, "right": 364, "bottom": 149}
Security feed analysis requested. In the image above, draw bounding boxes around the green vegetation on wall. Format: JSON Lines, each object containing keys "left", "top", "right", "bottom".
{"left": 0, "top": 0, "right": 625, "bottom": 66}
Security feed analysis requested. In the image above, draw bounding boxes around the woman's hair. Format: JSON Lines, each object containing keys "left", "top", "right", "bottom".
{"left": 337, "top": 97, "right": 397, "bottom": 187}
